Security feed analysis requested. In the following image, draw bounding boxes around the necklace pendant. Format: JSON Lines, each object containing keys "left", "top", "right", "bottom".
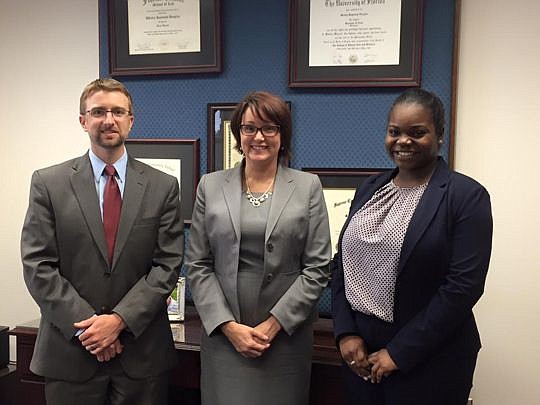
{"left": 245, "top": 177, "right": 274, "bottom": 207}
{"left": 250, "top": 196, "right": 261, "bottom": 207}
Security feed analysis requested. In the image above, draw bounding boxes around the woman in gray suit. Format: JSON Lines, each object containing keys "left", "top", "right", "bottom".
{"left": 186, "top": 91, "right": 331, "bottom": 405}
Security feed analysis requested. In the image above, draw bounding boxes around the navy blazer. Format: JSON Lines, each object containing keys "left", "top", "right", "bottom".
{"left": 332, "top": 158, "right": 493, "bottom": 373}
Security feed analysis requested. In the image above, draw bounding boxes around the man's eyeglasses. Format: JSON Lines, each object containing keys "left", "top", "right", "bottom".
{"left": 239, "top": 124, "right": 280, "bottom": 137}
{"left": 85, "top": 107, "right": 132, "bottom": 119}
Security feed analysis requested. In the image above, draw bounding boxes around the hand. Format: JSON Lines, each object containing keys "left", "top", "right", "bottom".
{"left": 368, "top": 349, "right": 398, "bottom": 383}
{"left": 95, "top": 339, "right": 124, "bottom": 362}
{"left": 74, "top": 313, "right": 126, "bottom": 353}
{"left": 339, "top": 335, "right": 371, "bottom": 380}
{"left": 221, "top": 321, "right": 270, "bottom": 358}
{"left": 253, "top": 315, "right": 282, "bottom": 344}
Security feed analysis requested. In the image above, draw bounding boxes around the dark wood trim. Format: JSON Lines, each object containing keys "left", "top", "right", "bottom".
{"left": 448, "top": 0, "right": 462, "bottom": 168}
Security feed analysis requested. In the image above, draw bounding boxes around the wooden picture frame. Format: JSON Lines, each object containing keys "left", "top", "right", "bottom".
{"left": 207, "top": 101, "right": 292, "bottom": 172}
{"left": 302, "top": 167, "right": 387, "bottom": 256}
{"left": 125, "top": 138, "right": 200, "bottom": 222}
{"left": 206, "top": 103, "right": 239, "bottom": 173}
{"left": 108, "top": 0, "right": 221, "bottom": 76}
{"left": 289, "top": 0, "right": 424, "bottom": 87}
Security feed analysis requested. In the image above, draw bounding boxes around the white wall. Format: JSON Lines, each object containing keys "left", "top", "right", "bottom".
{"left": 456, "top": 1, "right": 540, "bottom": 404}
{"left": 0, "top": 0, "right": 98, "bottom": 360}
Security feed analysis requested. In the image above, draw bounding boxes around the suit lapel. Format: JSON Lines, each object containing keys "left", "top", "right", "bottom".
{"left": 222, "top": 166, "right": 242, "bottom": 242}
{"left": 70, "top": 154, "right": 109, "bottom": 265}
{"left": 113, "top": 157, "right": 147, "bottom": 270}
{"left": 398, "top": 159, "right": 449, "bottom": 273}
{"left": 265, "top": 165, "right": 295, "bottom": 242}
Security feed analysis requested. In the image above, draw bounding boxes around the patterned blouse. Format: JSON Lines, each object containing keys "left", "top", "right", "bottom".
{"left": 342, "top": 180, "right": 427, "bottom": 322}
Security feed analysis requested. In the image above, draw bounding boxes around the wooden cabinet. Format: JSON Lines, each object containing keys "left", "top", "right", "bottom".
{"left": 0, "top": 364, "right": 17, "bottom": 404}
{"left": 9, "top": 322, "right": 45, "bottom": 405}
{"left": 11, "top": 308, "right": 344, "bottom": 405}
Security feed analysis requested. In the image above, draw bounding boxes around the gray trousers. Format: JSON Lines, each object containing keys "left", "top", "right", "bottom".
{"left": 44, "top": 359, "right": 169, "bottom": 405}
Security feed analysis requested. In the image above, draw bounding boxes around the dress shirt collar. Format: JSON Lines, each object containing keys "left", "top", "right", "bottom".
{"left": 89, "top": 148, "right": 128, "bottom": 185}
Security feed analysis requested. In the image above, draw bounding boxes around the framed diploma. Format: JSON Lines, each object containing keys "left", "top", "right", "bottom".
{"left": 108, "top": 0, "right": 221, "bottom": 76}
{"left": 303, "top": 167, "right": 388, "bottom": 255}
{"left": 207, "top": 101, "right": 292, "bottom": 172}
{"left": 125, "top": 138, "right": 200, "bottom": 222}
{"left": 289, "top": 0, "right": 424, "bottom": 87}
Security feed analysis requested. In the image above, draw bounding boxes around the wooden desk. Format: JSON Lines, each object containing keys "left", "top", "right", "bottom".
{"left": 0, "top": 364, "right": 17, "bottom": 404}
{"left": 11, "top": 308, "right": 344, "bottom": 405}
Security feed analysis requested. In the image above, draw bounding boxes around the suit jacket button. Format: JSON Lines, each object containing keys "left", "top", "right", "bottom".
{"left": 100, "top": 306, "right": 111, "bottom": 315}
{"left": 104, "top": 272, "right": 111, "bottom": 278}
{"left": 266, "top": 273, "right": 274, "bottom": 282}
{"left": 266, "top": 243, "right": 274, "bottom": 252}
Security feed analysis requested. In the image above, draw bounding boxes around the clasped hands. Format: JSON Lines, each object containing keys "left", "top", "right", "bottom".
{"left": 339, "top": 335, "right": 398, "bottom": 384}
{"left": 221, "top": 315, "right": 282, "bottom": 358}
{"left": 74, "top": 313, "right": 126, "bottom": 363}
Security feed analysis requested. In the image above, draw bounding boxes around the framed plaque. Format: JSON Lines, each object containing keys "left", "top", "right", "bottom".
{"left": 125, "top": 138, "right": 200, "bottom": 222}
{"left": 207, "top": 103, "right": 240, "bottom": 172}
{"left": 108, "top": 0, "right": 221, "bottom": 76}
{"left": 289, "top": 0, "right": 424, "bottom": 87}
{"left": 303, "top": 167, "right": 388, "bottom": 255}
{"left": 207, "top": 101, "right": 292, "bottom": 172}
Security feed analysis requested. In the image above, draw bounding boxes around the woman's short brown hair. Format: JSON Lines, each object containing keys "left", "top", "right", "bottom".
{"left": 230, "top": 91, "right": 292, "bottom": 163}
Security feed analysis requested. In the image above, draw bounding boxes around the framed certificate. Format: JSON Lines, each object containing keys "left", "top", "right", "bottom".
{"left": 108, "top": 0, "right": 221, "bottom": 76}
{"left": 303, "top": 167, "right": 388, "bottom": 255}
{"left": 125, "top": 138, "right": 200, "bottom": 223}
{"left": 289, "top": 0, "right": 424, "bottom": 87}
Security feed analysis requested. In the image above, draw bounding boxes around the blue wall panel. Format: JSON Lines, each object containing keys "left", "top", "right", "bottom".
{"left": 99, "top": 0, "right": 456, "bottom": 172}
{"left": 99, "top": 0, "right": 456, "bottom": 316}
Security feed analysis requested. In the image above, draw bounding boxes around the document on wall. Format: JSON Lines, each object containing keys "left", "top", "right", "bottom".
{"left": 309, "top": 0, "right": 401, "bottom": 66}
{"left": 135, "top": 158, "right": 182, "bottom": 199}
{"left": 128, "top": 0, "right": 201, "bottom": 55}
{"left": 323, "top": 188, "right": 356, "bottom": 256}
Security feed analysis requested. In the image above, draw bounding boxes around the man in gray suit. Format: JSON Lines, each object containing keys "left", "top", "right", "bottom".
{"left": 21, "top": 78, "right": 184, "bottom": 404}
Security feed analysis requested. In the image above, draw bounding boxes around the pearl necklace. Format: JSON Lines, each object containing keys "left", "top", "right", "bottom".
{"left": 245, "top": 179, "right": 274, "bottom": 207}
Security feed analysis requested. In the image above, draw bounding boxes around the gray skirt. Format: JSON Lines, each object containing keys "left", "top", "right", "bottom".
{"left": 200, "top": 322, "right": 313, "bottom": 405}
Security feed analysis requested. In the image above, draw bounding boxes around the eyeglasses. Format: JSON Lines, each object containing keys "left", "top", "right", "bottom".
{"left": 239, "top": 124, "right": 280, "bottom": 137}
{"left": 85, "top": 107, "right": 132, "bottom": 119}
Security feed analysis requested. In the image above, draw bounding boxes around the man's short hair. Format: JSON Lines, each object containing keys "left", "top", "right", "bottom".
{"left": 79, "top": 78, "right": 133, "bottom": 115}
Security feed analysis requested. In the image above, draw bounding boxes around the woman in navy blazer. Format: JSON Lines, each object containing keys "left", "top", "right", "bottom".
{"left": 332, "top": 89, "right": 493, "bottom": 405}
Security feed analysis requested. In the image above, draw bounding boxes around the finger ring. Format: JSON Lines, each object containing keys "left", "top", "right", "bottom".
{"left": 348, "top": 360, "right": 356, "bottom": 366}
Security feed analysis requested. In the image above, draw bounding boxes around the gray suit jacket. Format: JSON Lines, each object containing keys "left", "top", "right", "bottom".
{"left": 186, "top": 164, "right": 331, "bottom": 336}
{"left": 21, "top": 153, "right": 184, "bottom": 381}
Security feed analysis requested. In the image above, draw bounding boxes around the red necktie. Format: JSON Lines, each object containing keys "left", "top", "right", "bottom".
{"left": 103, "top": 164, "right": 122, "bottom": 265}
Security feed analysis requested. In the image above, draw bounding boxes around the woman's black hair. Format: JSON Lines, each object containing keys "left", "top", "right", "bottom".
{"left": 389, "top": 88, "right": 445, "bottom": 137}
